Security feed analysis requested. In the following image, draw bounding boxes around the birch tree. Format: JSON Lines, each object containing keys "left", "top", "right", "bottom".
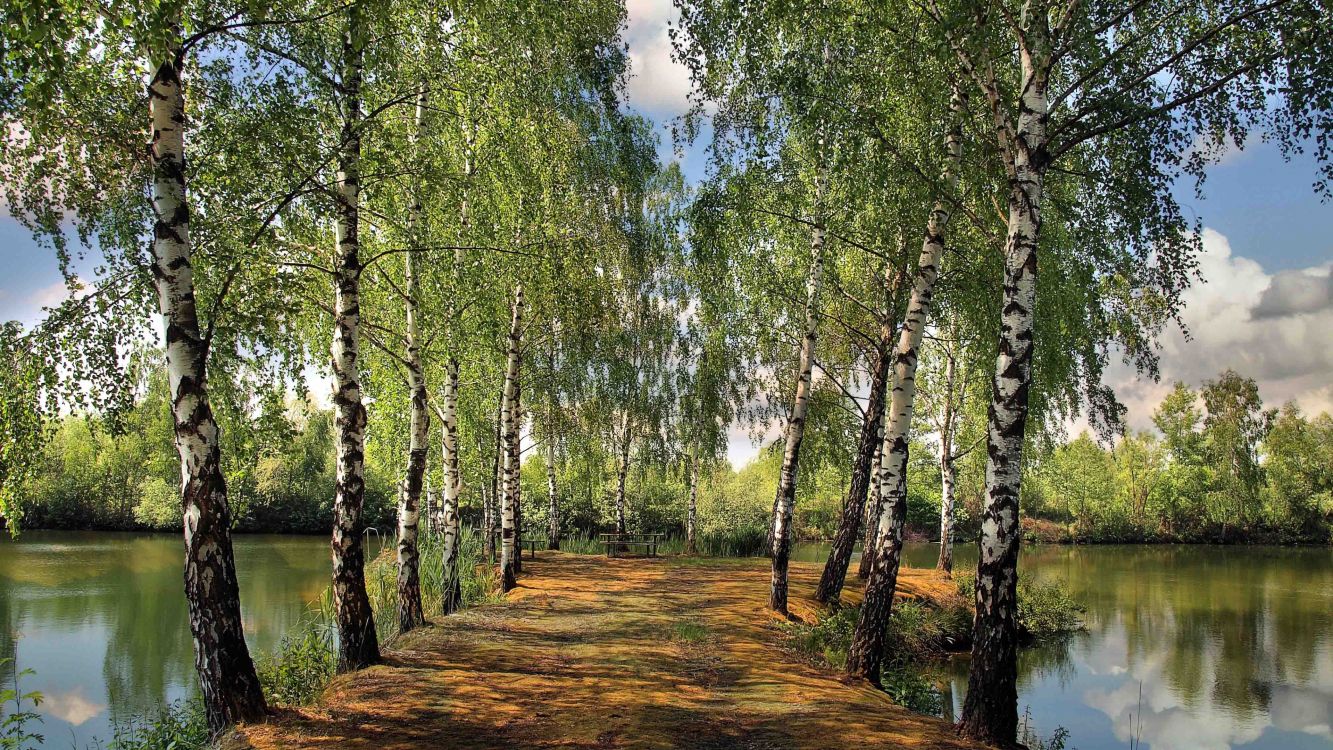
{"left": 846, "top": 86, "right": 967, "bottom": 681}
{"left": 916, "top": 1, "right": 1332, "bottom": 742}
{"left": 498, "top": 284, "right": 525, "bottom": 592}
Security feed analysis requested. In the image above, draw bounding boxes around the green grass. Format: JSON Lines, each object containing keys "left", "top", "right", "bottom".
{"left": 670, "top": 620, "right": 710, "bottom": 643}
{"left": 556, "top": 525, "right": 770, "bottom": 559}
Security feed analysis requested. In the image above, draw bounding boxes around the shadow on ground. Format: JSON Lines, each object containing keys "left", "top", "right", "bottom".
{"left": 226, "top": 554, "right": 984, "bottom": 749}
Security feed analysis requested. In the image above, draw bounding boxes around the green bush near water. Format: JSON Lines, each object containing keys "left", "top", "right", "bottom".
{"left": 953, "top": 573, "right": 1085, "bottom": 638}
{"left": 784, "top": 577, "right": 1082, "bottom": 717}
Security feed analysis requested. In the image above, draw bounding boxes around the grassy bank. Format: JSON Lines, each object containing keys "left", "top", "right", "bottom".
{"left": 781, "top": 572, "right": 1084, "bottom": 716}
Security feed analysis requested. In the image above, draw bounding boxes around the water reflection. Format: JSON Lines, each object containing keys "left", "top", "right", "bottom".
{"left": 0, "top": 531, "right": 338, "bottom": 747}
{"left": 1, "top": 535, "right": 1327, "bottom": 750}
{"left": 916, "top": 543, "right": 1333, "bottom": 750}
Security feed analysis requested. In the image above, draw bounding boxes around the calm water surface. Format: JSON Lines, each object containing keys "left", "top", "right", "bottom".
{"left": 799, "top": 542, "right": 1333, "bottom": 750}
{"left": 2, "top": 533, "right": 1328, "bottom": 749}
{"left": 0, "top": 531, "right": 342, "bottom": 747}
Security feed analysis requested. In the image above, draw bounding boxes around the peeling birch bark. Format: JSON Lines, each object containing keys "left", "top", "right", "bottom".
{"left": 959, "top": 29, "right": 1050, "bottom": 744}
{"left": 499, "top": 285, "right": 524, "bottom": 591}
{"left": 769, "top": 204, "right": 825, "bottom": 615}
{"left": 847, "top": 86, "right": 966, "bottom": 682}
{"left": 432, "top": 357, "right": 462, "bottom": 614}
{"left": 149, "top": 39, "right": 266, "bottom": 733}
{"left": 395, "top": 85, "right": 429, "bottom": 633}
{"left": 329, "top": 3, "right": 380, "bottom": 672}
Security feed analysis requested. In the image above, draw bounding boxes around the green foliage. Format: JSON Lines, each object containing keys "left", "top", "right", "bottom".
{"left": 107, "top": 701, "right": 209, "bottom": 750}
{"left": 0, "top": 660, "right": 42, "bottom": 750}
{"left": 954, "top": 574, "right": 1084, "bottom": 638}
{"left": 880, "top": 667, "right": 944, "bottom": 716}
{"left": 1025, "top": 371, "right": 1331, "bottom": 544}
{"left": 783, "top": 600, "right": 972, "bottom": 714}
{"left": 132, "top": 477, "right": 180, "bottom": 529}
{"left": 257, "top": 623, "right": 336, "bottom": 707}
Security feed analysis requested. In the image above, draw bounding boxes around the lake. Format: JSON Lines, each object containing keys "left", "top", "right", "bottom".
{"left": 1, "top": 532, "right": 1329, "bottom": 749}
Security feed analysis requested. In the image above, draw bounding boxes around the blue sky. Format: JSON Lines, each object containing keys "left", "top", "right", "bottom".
{"left": 2, "top": 0, "right": 1329, "bottom": 465}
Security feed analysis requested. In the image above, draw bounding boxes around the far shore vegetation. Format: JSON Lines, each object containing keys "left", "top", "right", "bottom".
{"left": 12, "top": 364, "right": 1330, "bottom": 546}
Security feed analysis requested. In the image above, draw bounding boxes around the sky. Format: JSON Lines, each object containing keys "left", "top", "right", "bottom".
{"left": 1, "top": 0, "right": 1329, "bottom": 468}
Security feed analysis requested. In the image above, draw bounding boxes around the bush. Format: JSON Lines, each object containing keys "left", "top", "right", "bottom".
{"left": 132, "top": 478, "right": 181, "bottom": 530}
{"left": 954, "top": 573, "right": 1084, "bottom": 637}
{"left": 107, "top": 702, "right": 209, "bottom": 750}
{"left": 257, "top": 622, "right": 336, "bottom": 706}
{"left": 0, "top": 659, "right": 44, "bottom": 750}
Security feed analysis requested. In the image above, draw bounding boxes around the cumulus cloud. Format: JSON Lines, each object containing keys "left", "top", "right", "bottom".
{"left": 1105, "top": 228, "right": 1333, "bottom": 430}
{"left": 1251, "top": 267, "right": 1333, "bottom": 318}
{"left": 623, "top": 0, "right": 693, "bottom": 116}
{"left": 43, "top": 687, "right": 106, "bottom": 726}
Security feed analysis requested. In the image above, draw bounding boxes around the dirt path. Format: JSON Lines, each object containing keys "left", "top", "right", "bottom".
{"left": 228, "top": 554, "right": 984, "bottom": 749}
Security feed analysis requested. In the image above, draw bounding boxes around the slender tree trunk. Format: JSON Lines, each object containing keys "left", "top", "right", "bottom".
{"left": 686, "top": 448, "right": 699, "bottom": 555}
{"left": 959, "top": 37, "right": 1049, "bottom": 747}
{"left": 847, "top": 86, "right": 965, "bottom": 682}
{"left": 499, "top": 284, "right": 524, "bottom": 591}
{"left": 329, "top": 3, "right": 379, "bottom": 673}
{"left": 859, "top": 263, "right": 906, "bottom": 581}
{"left": 438, "top": 358, "right": 462, "bottom": 614}
{"left": 937, "top": 454, "right": 958, "bottom": 574}
{"left": 395, "top": 85, "right": 429, "bottom": 634}
{"left": 769, "top": 212, "right": 825, "bottom": 615}
{"left": 512, "top": 370, "right": 523, "bottom": 574}
{"left": 546, "top": 432, "right": 560, "bottom": 550}
{"left": 149, "top": 41, "right": 266, "bottom": 733}
{"left": 485, "top": 391, "right": 502, "bottom": 562}
{"left": 858, "top": 435, "right": 884, "bottom": 579}
{"left": 815, "top": 340, "right": 890, "bottom": 603}
{"left": 614, "top": 412, "right": 631, "bottom": 536}
{"left": 937, "top": 350, "right": 959, "bottom": 574}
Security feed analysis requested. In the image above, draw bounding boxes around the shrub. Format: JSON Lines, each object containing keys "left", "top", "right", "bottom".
{"left": 257, "top": 622, "right": 336, "bottom": 706}
{"left": 0, "top": 660, "right": 43, "bottom": 750}
{"left": 131, "top": 478, "right": 181, "bottom": 530}
{"left": 954, "top": 573, "right": 1084, "bottom": 637}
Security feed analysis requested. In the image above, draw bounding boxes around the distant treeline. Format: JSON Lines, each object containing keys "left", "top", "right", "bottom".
{"left": 12, "top": 369, "right": 1330, "bottom": 546}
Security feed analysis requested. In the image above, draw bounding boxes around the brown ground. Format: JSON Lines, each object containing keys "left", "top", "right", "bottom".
{"left": 226, "top": 554, "right": 984, "bottom": 750}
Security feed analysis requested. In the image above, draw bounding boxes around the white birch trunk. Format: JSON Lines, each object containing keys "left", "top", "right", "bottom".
{"left": 687, "top": 448, "right": 699, "bottom": 555}
{"left": 499, "top": 284, "right": 524, "bottom": 591}
{"left": 395, "top": 85, "right": 429, "bottom": 633}
{"left": 436, "top": 358, "right": 462, "bottom": 614}
{"left": 614, "top": 411, "right": 632, "bottom": 536}
{"left": 769, "top": 210, "right": 825, "bottom": 615}
{"left": 960, "top": 27, "right": 1050, "bottom": 743}
{"left": 937, "top": 348, "right": 959, "bottom": 574}
{"left": 329, "top": 2, "right": 379, "bottom": 672}
{"left": 149, "top": 40, "right": 266, "bottom": 732}
{"left": 545, "top": 433, "right": 560, "bottom": 550}
{"left": 847, "top": 86, "right": 965, "bottom": 681}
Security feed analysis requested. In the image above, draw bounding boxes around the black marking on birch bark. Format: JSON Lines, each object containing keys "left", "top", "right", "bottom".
{"left": 150, "top": 43, "right": 267, "bottom": 733}
{"left": 814, "top": 345, "right": 888, "bottom": 603}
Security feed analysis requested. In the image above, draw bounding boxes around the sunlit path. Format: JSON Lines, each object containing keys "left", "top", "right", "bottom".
{"left": 229, "top": 554, "right": 978, "bottom": 750}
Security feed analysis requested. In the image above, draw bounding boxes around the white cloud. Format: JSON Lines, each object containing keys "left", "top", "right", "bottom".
{"left": 27, "top": 276, "right": 80, "bottom": 308}
{"left": 1252, "top": 266, "right": 1333, "bottom": 318}
{"left": 623, "top": 0, "right": 693, "bottom": 116}
{"left": 43, "top": 687, "right": 106, "bottom": 726}
{"left": 1104, "top": 228, "right": 1333, "bottom": 430}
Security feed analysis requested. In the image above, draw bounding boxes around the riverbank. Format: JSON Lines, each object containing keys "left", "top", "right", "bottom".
{"left": 223, "top": 554, "right": 984, "bottom": 750}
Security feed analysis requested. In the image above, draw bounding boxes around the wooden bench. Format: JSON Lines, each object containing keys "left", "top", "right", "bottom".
{"left": 599, "top": 533, "right": 665, "bottom": 558}
{"left": 489, "top": 532, "right": 543, "bottom": 559}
